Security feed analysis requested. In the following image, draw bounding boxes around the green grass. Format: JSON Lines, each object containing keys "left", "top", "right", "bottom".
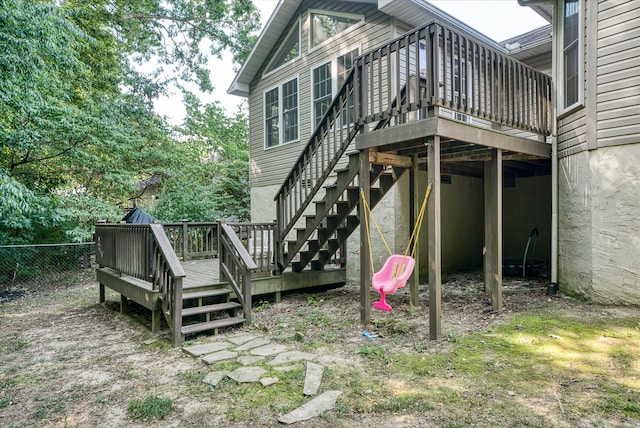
{"left": 127, "top": 396, "right": 174, "bottom": 421}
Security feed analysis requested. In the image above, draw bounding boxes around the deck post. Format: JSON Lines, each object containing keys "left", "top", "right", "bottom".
{"left": 99, "top": 283, "right": 105, "bottom": 303}
{"left": 427, "top": 136, "right": 441, "bottom": 340}
{"left": 483, "top": 160, "right": 493, "bottom": 293}
{"left": 182, "top": 220, "right": 189, "bottom": 261}
{"left": 151, "top": 309, "right": 160, "bottom": 332}
{"left": 120, "top": 294, "right": 129, "bottom": 314}
{"left": 172, "top": 276, "right": 184, "bottom": 346}
{"left": 360, "top": 148, "right": 371, "bottom": 325}
{"left": 489, "top": 149, "right": 503, "bottom": 312}
{"left": 410, "top": 154, "right": 420, "bottom": 306}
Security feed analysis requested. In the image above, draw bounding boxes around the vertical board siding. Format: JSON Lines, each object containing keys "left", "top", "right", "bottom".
{"left": 596, "top": 0, "right": 640, "bottom": 148}
{"left": 249, "top": 1, "right": 392, "bottom": 189}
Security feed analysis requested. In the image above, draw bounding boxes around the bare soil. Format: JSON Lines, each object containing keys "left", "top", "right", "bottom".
{"left": 0, "top": 273, "right": 637, "bottom": 427}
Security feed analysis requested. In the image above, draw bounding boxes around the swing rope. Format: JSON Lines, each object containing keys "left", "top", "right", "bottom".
{"left": 360, "top": 182, "right": 432, "bottom": 274}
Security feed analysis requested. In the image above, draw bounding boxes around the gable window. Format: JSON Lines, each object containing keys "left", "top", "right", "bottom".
{"left": 265, "top": 19, "right": 300, "bottom": 75}
{"left": 309, "top": 10, "right": 364, "bottom": 49}
{"left": 264, "top": 77, "right": 299, "bottom": 148}
{"left": 311, "top": 48, "right": 359, "bottom": 127}
{"left": 560, "top": 0, "right": 582, "bottom": 111}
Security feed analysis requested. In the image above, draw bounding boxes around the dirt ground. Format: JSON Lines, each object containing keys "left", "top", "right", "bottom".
{"left": 0, "top": 273, "right": 637, "bottom": 427}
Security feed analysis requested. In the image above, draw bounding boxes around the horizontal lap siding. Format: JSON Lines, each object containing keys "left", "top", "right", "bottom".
{"left": 596, "top": 0, "right": 640, "bottom": 148}
{"left": 248, "top": 1, "right": 392, "bottom": 189}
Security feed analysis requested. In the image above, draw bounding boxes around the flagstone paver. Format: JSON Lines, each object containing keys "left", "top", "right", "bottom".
{"left": 237, "top": 355, "right": 265, "bottom": 366}
{"left": 201, "top": 350, "right": 238, "bottom": 364}
{"left": 227, "top": 333, "right": 261, "bottom": 346}
{"left": 227, "top": 366, "right": 267, "bottom": 383}
{"left": 278, "top": 390, "right": 343, "bottom": 424}
{"left": 303, "top": 362, "right": 324, "bottom": 396}
{"left": 183, "top": 341, "right": 232, "bottom": 357}
{"left": 203, "top": 371, "right": 228, "bottom": 387}
{"left": 273, "top": 365, "right": 299, "bottom": 372}
{"left": 268, "top": 350, "right": 317, "bottom": 366}
{"left": 250, "top": 343, "right": 288, "bottom": 356}
{"left": 260, "top": 377, "right": 279, "bottom": 387}
{"left": 234, "top": 337, "right": 271, "bottom": 351}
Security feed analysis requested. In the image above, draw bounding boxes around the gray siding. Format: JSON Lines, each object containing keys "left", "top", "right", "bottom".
{"left": 596, "top": 0, "right": 640, "bottom": 148}
{"left": 248, "top": 1, "right": 392, "bottom": 189}
{"left": 557, "top": 0, "right": 588, "bottom": 158}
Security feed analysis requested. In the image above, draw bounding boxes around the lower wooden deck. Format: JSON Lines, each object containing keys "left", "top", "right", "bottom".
{"left": 97, "top": 258, "right": 347, "bottom": 332}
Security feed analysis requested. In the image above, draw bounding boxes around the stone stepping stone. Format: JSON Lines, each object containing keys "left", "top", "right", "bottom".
{"left": 268, "top": 350, "right": 316, "bottom": 366}
{"left": 227, "top": 333, "right": 260, "bottom": 345}
{"left": 278, "top": 390, "right": 343, "bottom": 424}
{"left": 260, "top": 377, "right": 279, "bottom": 387}
{"left": 183, "top": 341, "right": 232, "bottom": 357}
{"left": 227, "top": 366, "right": 266, "bottom": 383}
{"left": 202, "top": 371, "right": 228, "bottom": 387}
{"left": 273, "top": 365, "right": 299, "bottom": 372}
{"left": 250, "top": 343, "right": 288, "bottom": 356}
{"left": 234, "top": 337, "right": 271, "bottom": 351}
{"left": 237, "top": 355, "right": 265, "bottom": 366}
{"left": 303, "top": 362, "right": 324, "bottom": 396}
{"left": 201, "top": 350, "right": 238, "bottom": 364}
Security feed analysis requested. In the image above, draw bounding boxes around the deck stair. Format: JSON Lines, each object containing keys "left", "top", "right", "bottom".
{"left": 285, "top": 151, "right": 408, "bottom": 273}
{"left": 179, "top": 287, "right": 245, "bottom": 336}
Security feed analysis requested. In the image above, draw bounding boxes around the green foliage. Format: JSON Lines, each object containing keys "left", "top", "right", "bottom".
{"left": 127, "top": 396, "right": 174, "bottom": 421}
{"left": 153, "top": 95, "right": 250, "bottom": 222}
{"left": 0, "top": 0, "right": 258, "bottom": 243}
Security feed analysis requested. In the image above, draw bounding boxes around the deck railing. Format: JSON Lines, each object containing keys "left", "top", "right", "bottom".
{"left": 274, "top": 19, "right": 552, "bottom": 270}
{"left": 95, "top": 223, "right": 185, "bottom": 345}
{"left": 218, "top": 221, "right": 257, "bottom": 325}
{"left": 228, "top": 222, "right": 275, "bottom": 274}
{"left": 163, "top": 221, "right": 218, "bottom": 261}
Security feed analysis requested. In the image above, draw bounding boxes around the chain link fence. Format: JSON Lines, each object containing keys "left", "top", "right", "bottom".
{"left": 0, "top": 243, "right": 95, "bottom": 299}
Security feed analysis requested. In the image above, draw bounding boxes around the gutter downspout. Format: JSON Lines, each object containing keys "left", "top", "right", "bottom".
{"left": 550, "top": 3, "right": 559, "bottom": 291}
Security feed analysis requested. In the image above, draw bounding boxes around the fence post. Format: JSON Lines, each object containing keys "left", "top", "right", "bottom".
{"left": 181, "top": 219, "right": 189, "bottom": 261}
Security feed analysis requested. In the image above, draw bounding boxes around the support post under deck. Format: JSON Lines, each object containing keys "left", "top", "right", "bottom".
{"left": 410, "top": 154, "right": 420, "bottom": 306}
{"left": 427, "top": 136, "right": 441, "bottom": 340}
{"left": 485, "top": 149, "right": 503, "bottom": 312}
{"left": 360, "top": 148, "right": 371, "bottom": 325}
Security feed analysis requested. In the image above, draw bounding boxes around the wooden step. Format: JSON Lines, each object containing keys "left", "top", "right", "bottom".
{"left": 181, "top": 302, "right": 242, "bottom": 317}
{"left": 182, "top": 289, "right": 231, "bottom": 300}
{"left": 181, "top": 316, "right": 245, "bottom": 335}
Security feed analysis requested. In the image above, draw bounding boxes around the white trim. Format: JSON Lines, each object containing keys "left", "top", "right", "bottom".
{"left": 557, "top": 0, "right": 584, "bottom": 115}
{"left": 263, "top": 16, "right": 302, "bottom": 79}
{"left": 307, "top": 9, "right": 365, "bottom": 53}
{"left": 263, "top": 75, "right": 301, "bottom": 150}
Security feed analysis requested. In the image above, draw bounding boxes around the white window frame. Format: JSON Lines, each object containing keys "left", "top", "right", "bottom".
{"left": 263, "top": 76, "right": 300, "bottom": 150}
{"left": 308, "top": 9, "right": 364, "bottom": 52}
{"left": 310, "top": 46, "right": 360, "bottom": 128}
{"left": 263, "top": 17, "right": 301, "bottom": 78}
{"left": 557, "top": 0, "right": 584, "bottom": 115}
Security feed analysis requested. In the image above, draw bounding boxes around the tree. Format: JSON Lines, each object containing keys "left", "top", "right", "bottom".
{"left": 152, "top": 93, "right": 250, "bottom": 222}
{"left": 0, "top": 0, "right": 259, "bottom": 243}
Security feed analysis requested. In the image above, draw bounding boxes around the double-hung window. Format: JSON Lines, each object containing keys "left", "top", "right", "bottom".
{"left": 560, "top": 0, "right": 582, "bottom": 111}
{"left": 312, "top": 48, "right": 359, "bottom": 128}
{"left": 264, "top": 77, "right": 299, "bottom": 148}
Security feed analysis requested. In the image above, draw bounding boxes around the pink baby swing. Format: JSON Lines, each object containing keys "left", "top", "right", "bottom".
{"left": 361, "top": 183, "right": 432, "bottom": 311}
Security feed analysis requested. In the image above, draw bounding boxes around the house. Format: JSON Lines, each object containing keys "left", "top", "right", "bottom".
{"left": 520, "top": 0, "right": 640, "bottom": 305}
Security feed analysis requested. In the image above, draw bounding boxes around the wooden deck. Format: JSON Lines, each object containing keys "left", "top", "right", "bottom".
{"left": 181, "top": 259, "right": 221, "bottom": 289}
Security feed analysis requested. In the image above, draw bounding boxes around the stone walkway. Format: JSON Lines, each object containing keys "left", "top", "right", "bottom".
{"left": 182, "top": 333, "right": 342, "bottom": 424}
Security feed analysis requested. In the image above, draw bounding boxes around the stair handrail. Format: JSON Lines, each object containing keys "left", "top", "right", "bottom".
{"left": 149, "top": 223, "right": 185, "bottom": 346}
{"left": 218, "top": 221, "right": 258, "bottom": 325}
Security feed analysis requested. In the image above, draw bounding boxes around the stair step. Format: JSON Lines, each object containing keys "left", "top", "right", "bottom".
{"left": 181, "top": 316, "right": 246, "bottom": 335}
{"left": 182, "top": 302, "right": 242, "bottom": 317}
{"left": 183, "top": 289, "right": 231, "bottom": 300}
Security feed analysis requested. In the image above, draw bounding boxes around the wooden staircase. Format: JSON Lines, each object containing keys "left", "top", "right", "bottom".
{"left": 179, "top": 287, "right": 245, "bottom": 336}
{"left": 286, "top": 151, "right": 408, "bottom": 272}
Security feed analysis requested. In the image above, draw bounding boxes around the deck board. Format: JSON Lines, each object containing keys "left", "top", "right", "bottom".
{"left": 181, "top": 259, "right": 221, "bottom": 289}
